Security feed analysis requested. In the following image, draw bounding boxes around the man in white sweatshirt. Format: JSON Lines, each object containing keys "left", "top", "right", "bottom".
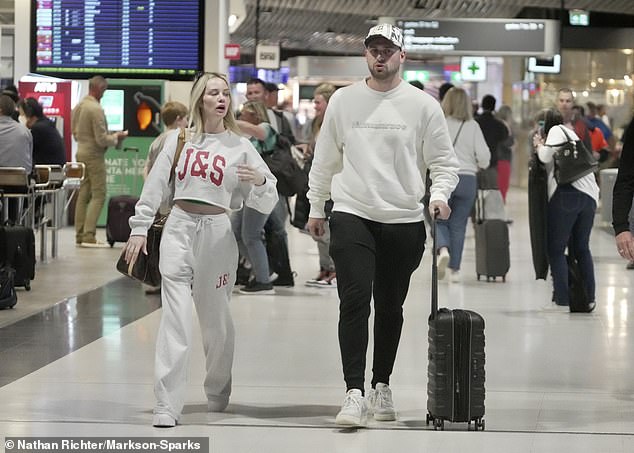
{"left": 307, "top": 23, "right": 459, "bottom": 427}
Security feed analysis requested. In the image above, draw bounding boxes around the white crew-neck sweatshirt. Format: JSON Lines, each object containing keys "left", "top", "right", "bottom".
{"left": 308, "top": 79, "right": 459, "bottom": 223}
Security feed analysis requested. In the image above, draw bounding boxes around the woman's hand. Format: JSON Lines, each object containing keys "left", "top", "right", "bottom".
{"left": 295, "top": 143, "right": 312, "bottom": 159}
{"left": 532, "top": 132, "right": 544, "bottom": 149}
{"left": 124, "top": 235, "right": 147, "bottom": 267}
{"left": 237, "top": 164, "right": 266, "bottom": 186}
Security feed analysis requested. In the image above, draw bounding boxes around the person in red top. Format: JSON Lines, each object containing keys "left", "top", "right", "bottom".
{"left": 556, "top": 88, "right": 592, "bottom": 152}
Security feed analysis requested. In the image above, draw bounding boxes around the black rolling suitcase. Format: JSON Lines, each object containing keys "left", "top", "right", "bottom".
{"left": 0, "top": 225, "right": 36, "bottom": 291}
{"left": 427, "top": 216, "right": 486, "bottom": 431}
{"left": 106, "top": 147, "right": 140, "bottom": 247}
{"left": 475, "top": 190, "right": 510, "bottom": 282}
{"left": 106, "top": 195, "right": 138, "bottom": 246}
{"left": 0, "top": 266, "right": 17, "bottom": 309}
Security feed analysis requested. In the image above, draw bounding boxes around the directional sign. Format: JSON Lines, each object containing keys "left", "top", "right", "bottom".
{"left": 256, "top": 44, "right": 280, "bottom": 70}
{"left": 224, "top": 44, "right": 241, "bottom": 60}
{"left": 460, "top": 56, "right": 487, "bottom": 82}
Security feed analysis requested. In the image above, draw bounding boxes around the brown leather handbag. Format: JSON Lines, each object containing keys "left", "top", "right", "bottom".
{"left": 116, "top": 129, "right": 186, "bottom": 286}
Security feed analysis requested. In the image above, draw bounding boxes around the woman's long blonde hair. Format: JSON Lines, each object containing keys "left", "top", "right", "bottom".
{"left": 311, "top": 83, "right": 337, "bottom": 138}
{"left": 241, "top": 100, "right": 270, "bottom": 125}
{"left": 188, "top": 72, "right": 240, "bottom": 136}
{"left": 441, "top": 87, "right": 472, "bottom": 122}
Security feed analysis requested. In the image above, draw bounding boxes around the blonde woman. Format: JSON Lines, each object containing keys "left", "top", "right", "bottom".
{"left": 436, "top": 87, "right": 490, "bottom": 281}
{"left": 233, "top": 100, "right": 279, "bottom": 293}
{"left": 300, "top": 83, "right": 338, "bottom": 287}
{"left": 123, "top": 73, "right": 278, "bottom": 427}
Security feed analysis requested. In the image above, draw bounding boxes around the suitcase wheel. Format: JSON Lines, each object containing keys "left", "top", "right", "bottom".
{"left": 433, "top": 418, "right": 444, "bottom": 431}
{"left": 25, "top": 281, "right": 31, "bottom": 291}
{"left": 108, "top": 240, "right": 115, "bottom": 247}
{"left": 477, "top": 274, "right": 481, "bottom": 281}
{"left": 471, "top": 417, "right": 485, "bottom": 431}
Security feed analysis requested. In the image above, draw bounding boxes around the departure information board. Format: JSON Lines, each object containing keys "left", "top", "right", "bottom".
{"left": 395, "top": 18, "right": 560, "bottom": 56}
{"left": 31, "top": 0, "right": 203, "bottom": 80}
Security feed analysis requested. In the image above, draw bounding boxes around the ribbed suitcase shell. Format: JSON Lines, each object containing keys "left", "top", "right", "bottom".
{"left": 475, "top": 219, "right": 510, "bottom": 282}
{"left": 427, "top": 308, "right": 485, "bottom": 430}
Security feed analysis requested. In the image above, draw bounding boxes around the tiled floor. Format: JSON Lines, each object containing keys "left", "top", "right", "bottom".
{"left": 1, "top": 187, "right": 634, "bottom": 452}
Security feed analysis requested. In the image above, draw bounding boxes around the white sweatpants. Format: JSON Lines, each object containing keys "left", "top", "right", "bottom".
{"left": 153, "top": 205, "right": 238, "bottom": 420}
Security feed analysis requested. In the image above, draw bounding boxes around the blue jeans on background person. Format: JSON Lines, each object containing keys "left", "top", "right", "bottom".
{"left": 231, "top": 207, "right": 270, "bottom": 284}
{"left": 264, "top": 196, "right": 289, "bottom": 245}
{"left": 435, "top": 174, "right": 477, "bottom": 271}
{"left": 547, "top": 184, "right": 597, "bottom": 306}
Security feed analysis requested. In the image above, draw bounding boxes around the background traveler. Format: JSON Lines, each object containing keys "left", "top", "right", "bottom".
{"left": 234, "top": 100, "right": 279, "bottom": 294}
{"left": 298, "top": 83, "right": 338, "bottom": 288}
{"left": 71, "top": 75, "right": 128, "bottom": 247}
{"left": 435, "top": 87, "right": 490, "bottom": 282}
{"left": 0, "top": 94, "right": 33, "bottom": 224}
{"left": 533, "top": 108, "right": 598, "bottom": 312}
{"left": 17, "top": 97, "right": 66, "bottom": 166}
{"left": 475, "top": 94, "right": 508, "bottom": 180}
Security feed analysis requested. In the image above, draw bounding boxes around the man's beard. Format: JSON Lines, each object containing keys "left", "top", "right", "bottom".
{"left": 368, "top": 63, "right": 398, "bottom": 81}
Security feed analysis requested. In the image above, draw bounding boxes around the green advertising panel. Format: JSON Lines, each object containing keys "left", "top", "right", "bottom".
{"left": 97, "top": 79, "right": 164, "bottom": 226}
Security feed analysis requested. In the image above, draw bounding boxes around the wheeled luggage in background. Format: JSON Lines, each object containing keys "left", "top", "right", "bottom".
{"left": 475, "top": 190, "right": 510, "bottom": 282}
{"left": 0, "top": 225, "right": 36, "bottom": 291}
{"left": 106, "top": 147, "right": 140, "bottom": 247}
{"left": 0, "top": 266, "right": 17, "bottom": 309}
{"left": 106, "top": 195, "right": 138, "bottom": 246}
{"left": 427, "top": 216, "right": 486, "bottom": 431}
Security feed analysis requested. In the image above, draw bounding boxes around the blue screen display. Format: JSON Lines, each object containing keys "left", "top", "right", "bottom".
{"left": 32, "top": 0, "right": 203, "bottom": 80}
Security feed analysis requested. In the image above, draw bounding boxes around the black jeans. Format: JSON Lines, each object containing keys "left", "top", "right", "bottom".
{"left": 329, "top": 212, "right": 426, "bottom": 392}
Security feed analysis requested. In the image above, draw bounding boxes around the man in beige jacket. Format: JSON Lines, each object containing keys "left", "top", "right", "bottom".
{"left": 72, "top": 75, "right": 127, "bottom": 247}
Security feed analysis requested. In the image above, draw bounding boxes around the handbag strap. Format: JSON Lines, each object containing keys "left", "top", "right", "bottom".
{"left": 453, "top": 120, "right": 465, "bottom": 147}
{"left": 550, "top": 125, "right": 575, "bottom": 148}
{"left": 169, "top": 128, "right": 187, "bottom": 183}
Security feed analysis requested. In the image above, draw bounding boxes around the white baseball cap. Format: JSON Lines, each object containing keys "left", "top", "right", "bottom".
{"left": 364, "top": 23, "right": 404, "bottom": 49}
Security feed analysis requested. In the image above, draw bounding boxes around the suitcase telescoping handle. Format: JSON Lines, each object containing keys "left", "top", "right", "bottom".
{"left": 430, "top": 208, "right": 439, "bottom": 320}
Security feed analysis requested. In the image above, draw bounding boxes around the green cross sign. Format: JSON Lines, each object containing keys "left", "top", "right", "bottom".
{"left": 467, "top": 61, "right": 480, "bottom": 75}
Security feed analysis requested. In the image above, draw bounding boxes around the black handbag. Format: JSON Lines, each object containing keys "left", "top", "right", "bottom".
{"left": 116, "top": 216, "right": 166, "bottom": 287}
{"left": 116, "top": 128, "right": 186, "bottom": 287}
{"left": 0, "top": 266, "right": 17, "bottom": 309}
{"left": 552, "top": 126, "right": 597, "bottom": 185}
{"left": 477, "top": 167, "right": 499, "bottom": 190}
{"left": 262, "top": 135, "right": 308, "bottom": 197}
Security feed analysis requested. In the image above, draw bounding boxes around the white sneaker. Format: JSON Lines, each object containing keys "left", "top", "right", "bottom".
{"left": 437, "top": 248, "right": 450, "bottom": 280}
{"left": 367, "top": 383, "right": 397, "bottom": 421}
{"left": 80, "top": 240, "right": 110, "bottom": 248}
{"left": 335, "top": 389, "right": 367, "bottom": 427}
{"left": 450, "top": 270, "right": 461, "bottom": 283}
{"left": 152, "top": 413, "right": 176, "bottom": 428}
{"left": 207, "top": 396, "right": 229, "bottom": 412}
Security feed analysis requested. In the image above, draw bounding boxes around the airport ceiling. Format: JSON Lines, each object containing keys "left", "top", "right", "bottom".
{"left": 231, "top": 0, "right": 634, "bottom": 57}
{"left": 0, "top": 1, "right": 632, "bottom": 56}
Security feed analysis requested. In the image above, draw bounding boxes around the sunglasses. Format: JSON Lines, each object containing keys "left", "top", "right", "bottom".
{"left": 366, "top": 47, "right": 400, "bottom": 59}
